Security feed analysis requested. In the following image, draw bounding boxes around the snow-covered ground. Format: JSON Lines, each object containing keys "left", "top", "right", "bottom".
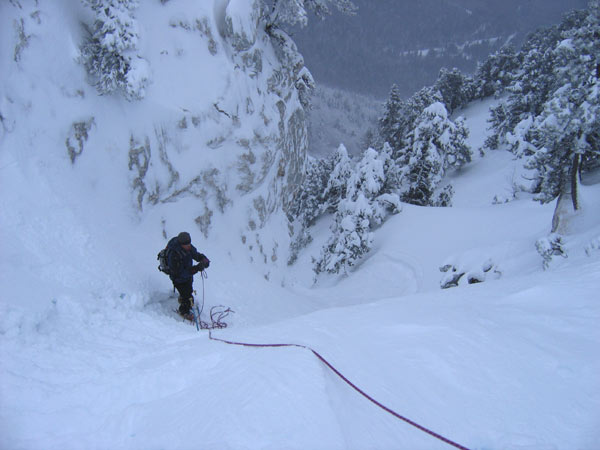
{"left": 2, "top": 91, "right": 600, "bottom": 449}
{"left": 2, "top": 3, "right": 600, "bottom": 450}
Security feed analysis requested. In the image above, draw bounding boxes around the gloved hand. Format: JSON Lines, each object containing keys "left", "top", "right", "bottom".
{"left": 199, "top": 254, "right": 210, "bottom": 270}
{"left": 192, "top": 255, "right": 210, "bottom": 274}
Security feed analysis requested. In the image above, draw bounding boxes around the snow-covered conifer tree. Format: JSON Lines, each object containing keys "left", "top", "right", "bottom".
{"left": 378, "top": 84, "right": 403, "bottom": 152}
{"left": 434, "top": 67, "right": 474, "bottom": 114}
{"left": 507, "top": 26, "right": 561, "bottom": 120}
{"left": 485, "top": 23, "right": 564, "bottom": 153}
{"left": 288, "top": 157, "right": 332, "bottom": 263}
{"left": 379, "top": 142, "right": 402, "bottom": 196}
{"left": 400, "top": 86, "right": 442, "bottom": 138}
{"left": 315, "top": 193, "right": 374, "bottom": 276}
{"left": 473, "top": 45, "right": 519, "bottom": 99}
{"left": 346, "top": 148, "right": 384, "bottom": 201}
{"left": 347, "top": 146, "right": 400, "bottom": 224}
{"left": 296, "top": 158, "right": 332, "bottom": 226}
{"left": 402, "top": 111, "right": 445, "bottom": 206}
{"left": 316, "top": 161, "right": 378, "bottom": 277}
{"left": 378, "top": 85, "right": 442, "bottom": 164}
{"left": 346, "top": 148, "right": 384, "bottom": 224}
{"left": 262, "top": 0, "right": 357, "bottom": 28}
{"left": 526, "top": 3, "right": 600, "bottom": 210}
{"left": 434, "top": 184, "right": 454, "bottom": 207}
{"left": 80, "top": 0, "right": 150, "bottom": 100}
{"left": 322, "top": 144, "right": 353, "bottom": 211}
{"left": 474, "top": 2, "right": 598, "bottom": 235}
{"left": 315, "top": 147, "right": 400, "bottom": 276}
{"left": 445, "top": 116, "right": 471, "bottom": 170}
{"left": 402, "top": 102, "right": 471, "bottom": 206}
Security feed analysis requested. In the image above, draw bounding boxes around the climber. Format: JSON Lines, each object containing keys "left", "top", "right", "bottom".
{"left": 163, "top": 231, "right": 210, "bottom": 320}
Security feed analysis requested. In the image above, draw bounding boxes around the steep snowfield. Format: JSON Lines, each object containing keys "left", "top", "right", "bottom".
{"left": 2, "top": 4, "right": 600, "bottom": 450}
{"left": 3, "top": 86, "right": 600, "bottom": 449}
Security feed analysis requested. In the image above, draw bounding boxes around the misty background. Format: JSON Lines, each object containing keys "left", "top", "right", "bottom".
{"left": 293, "top": 0, "right": 588, "bottom": 99}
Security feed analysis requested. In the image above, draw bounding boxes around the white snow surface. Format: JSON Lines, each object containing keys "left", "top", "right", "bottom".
{"left": 2, "top": 5, "right": 600, "bottom": 450}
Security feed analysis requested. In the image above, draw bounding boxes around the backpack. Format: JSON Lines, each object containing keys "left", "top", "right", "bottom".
{"left": 157, "top": 244, "right": 185, "bottom": 275}
{"left": 157, "top": 247, "right": 171, "bottom": 274}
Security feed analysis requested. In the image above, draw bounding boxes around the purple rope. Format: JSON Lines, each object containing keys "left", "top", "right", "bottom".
{"left": 208, "top": 331, "right": 471, "bottom": 450}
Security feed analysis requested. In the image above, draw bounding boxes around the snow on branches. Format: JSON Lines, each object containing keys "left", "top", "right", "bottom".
{"left": 484, "top": 5, "right": 599, "bottom": 208}
{"left": 291, "top": 1, "right": 600, "bottom": 278}
{"left": 263, "top": 0, "right": 357, "bottom": 28}
{"left": 292, "top": 97, "right": 469, "bottom": 276}
{"left": 401, "top": 102, "right": 471, "bottom": 206}
{"left": 80, "top": 0, "right": 150, "bottom": 100}
{"left": 311, "top": 145, "right": 400, "bottom": 277}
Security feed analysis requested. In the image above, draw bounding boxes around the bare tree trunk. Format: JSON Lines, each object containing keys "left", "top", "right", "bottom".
{"left": 552, "top": 153, "right": 581, "bottom": 233}
{"left": 552, "top": 190, "right": 571, "bottom": 233}
{"left": 571, "top": 152, "right": 581, "bottom": 211}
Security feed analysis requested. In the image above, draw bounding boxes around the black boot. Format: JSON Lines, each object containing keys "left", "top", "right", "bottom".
{"left": 177, "top": 296, "right": 194, "bottom": 320}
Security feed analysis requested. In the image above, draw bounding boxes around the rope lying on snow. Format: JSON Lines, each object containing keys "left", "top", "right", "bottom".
{"left": 196, "top": 273, "right": 470, "bottom": 449}
{"left": 207, "top": 330, "right": 471, "bottom": 450}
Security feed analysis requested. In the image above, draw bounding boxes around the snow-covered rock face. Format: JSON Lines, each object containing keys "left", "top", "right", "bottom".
{"left": 1, "top": 0, "right": 307, "bottom": 269}
{"left": 223, "top": 0, "right": 261, "bottom": 51}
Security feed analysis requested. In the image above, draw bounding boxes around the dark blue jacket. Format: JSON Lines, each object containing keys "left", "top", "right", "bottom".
{"left": 166, "top": 237, "right": 204, "bottom": 284}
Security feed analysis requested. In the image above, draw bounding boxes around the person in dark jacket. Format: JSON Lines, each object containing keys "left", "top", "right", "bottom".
{"left": 167, "top": 231, "right": 210, "bottom": 319}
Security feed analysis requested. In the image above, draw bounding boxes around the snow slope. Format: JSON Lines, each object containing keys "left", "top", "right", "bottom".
{"left": 3, "top": 87, "right": 600, "bottom": 449}
{"left": 2, "top": 5, "right": 600, "bottom": 450}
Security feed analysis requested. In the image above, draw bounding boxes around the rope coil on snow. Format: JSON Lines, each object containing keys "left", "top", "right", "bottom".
{"left": 195, "top": 271, "right": 233, "bottom": 330}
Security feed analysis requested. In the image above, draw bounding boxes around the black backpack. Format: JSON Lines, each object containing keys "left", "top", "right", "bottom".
{"left": 157, "top": 247, "right": 172, "bottom": 274}
{"left": 157, "top": 243, "right": 185, "bottom": 275}
{"left": 156, "top": 245, "right": 184, "bottom": 275}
